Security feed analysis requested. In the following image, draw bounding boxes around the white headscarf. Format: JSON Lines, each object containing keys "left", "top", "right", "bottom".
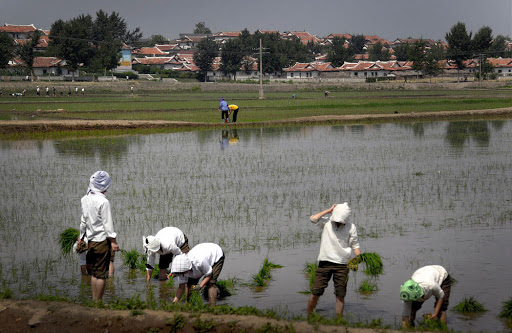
{"left": 87, "top": 171, "right": 111, "bottom": 194}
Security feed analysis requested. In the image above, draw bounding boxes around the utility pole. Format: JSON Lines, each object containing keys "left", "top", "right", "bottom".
{"left": 259, "top": 38, "right": 264, "bottom": 99}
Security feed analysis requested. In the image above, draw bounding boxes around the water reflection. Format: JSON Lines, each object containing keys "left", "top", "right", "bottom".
{"left": 219, "top": 129, "right": 240, "bottom": 150}
{"left": 445, "top": 121, "right": 490, "bottom": 149}
{"left": 53, "top": 137, "right": 132, "bottom": 161}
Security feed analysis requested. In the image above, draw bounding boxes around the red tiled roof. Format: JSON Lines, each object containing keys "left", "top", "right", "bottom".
{"left": 155, "top": 44, "right": 179, "bottom": 51}
{"left": 215, "top": 31, "right": 241, "bottom": 37}
{"left": 489, "top": 58, "right": 512, "bottom": 67}
{"left": 364, "top": 35, "right": 390, "bottom": 46}
{"left": 132, "top": 57, "right": 181, "bottom": 65}
{"left": 0, "top": 24, "right": 37, "bottom": 33}
{"left": 283, "top": 62, "right": 337, "bottom": 72}
{"left": 32, "top": 57, "right": 64, "bottom": 68}
{"left": 340, "top": 60, "right": 410, "bottom": 71}
{"left": 133, "top": 47, "right": 168, "bottom": 56}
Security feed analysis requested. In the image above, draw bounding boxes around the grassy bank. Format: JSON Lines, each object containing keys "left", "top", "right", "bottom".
{"left": 1, "top": 83, "right": 512, "bottom": 139}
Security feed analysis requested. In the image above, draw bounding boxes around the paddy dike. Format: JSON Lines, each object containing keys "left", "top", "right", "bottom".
{"left": 1, "top": 108, "right": 512, "bottom": 135}
{"left": 0, "top": 299, "right": 413, "bottom": 333}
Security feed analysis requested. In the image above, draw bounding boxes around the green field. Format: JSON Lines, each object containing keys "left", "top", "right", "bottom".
{"left": 1, "top": 85, "right": 512, "bottom": 141}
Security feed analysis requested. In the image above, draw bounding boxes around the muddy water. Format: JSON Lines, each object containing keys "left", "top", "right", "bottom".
{"left": 1, "top": 120, "right": 511, "bottom": 331}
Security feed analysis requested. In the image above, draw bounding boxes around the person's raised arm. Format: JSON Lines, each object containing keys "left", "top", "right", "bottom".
{"left": 311, "top": 204, "right": 336, "bottom": 221}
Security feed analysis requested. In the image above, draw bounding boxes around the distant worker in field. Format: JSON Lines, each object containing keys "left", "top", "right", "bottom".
{"left": 400, "top": 265, "right": 451, "bottom": 329}
{"left": 218, "top": 97, "right": 229, "bottom": 123}
{"left": 143, "top": 226, "right": 190, "bottom": 282}
{"left": 170, "top": 242, "right": 225, "bottom": 307}
{"left": 324, "top": 90, "right": 330, "bottom": 97}
{"left": 307, "top": 202, "right": 361, "bottom": 317}
{"left": 228, "top": 104, "right": 239, "bottom": 123}
{"left": 36, "top": 86, "right": 40, "bottom": 96}
{"left": 45, "top": 86, "right": 49, "bottom": 97}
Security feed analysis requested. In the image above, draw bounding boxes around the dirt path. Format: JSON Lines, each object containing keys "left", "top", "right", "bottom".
{"left": 1, "top": 108, "right": 512, "bottom": 135}
{"left": 0, "top": 299, "right": 402, "bottom": 333}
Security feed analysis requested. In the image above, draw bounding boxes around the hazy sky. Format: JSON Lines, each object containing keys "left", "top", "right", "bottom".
{"left": 2, "top": 0, "right": 511, "bottom": 42}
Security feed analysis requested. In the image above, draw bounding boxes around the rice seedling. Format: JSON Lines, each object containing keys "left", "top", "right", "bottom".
{"left": 417, "top": 314, "right": 448, "bottom": 331}
{"left": 58, "top": 228, "right": 79, "bottom": 254}
{"left": 348, "top": 252, "right": 383, "bottom": 276}
{"left": 165, "top": 313, "right": 186, "bottom": 332}
{"left": 299, "top": 262, "right": 317, "bottom": 294}
{"left": 358, "top": 279, "right": 378, "bottom": 294}
{"left": 452, "top": 297, "right": 487, "bottom": 313}
{"left": 121, "top": 249, "right": 145, "bottom": 270}
{"left": 499, "top": 297, "right": 512, "bottom": 318}
{"left": 251, "top": 258, "right": 283, "bottom": 287}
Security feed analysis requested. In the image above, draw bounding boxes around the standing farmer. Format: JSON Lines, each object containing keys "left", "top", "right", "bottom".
{"left": 307, "top": 203, "right": 361, "bottom": 317}
{"left": 218, "top": 97, "right": 229, "bottom": 123}
{"left": 79, "top": 171, "right": 119, "bottom": 300}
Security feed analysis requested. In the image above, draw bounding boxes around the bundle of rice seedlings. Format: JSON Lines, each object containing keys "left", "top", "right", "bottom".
{"left": 359, "top": 253, "right": 383, "bottom": 276}
{"left": 453, "top": 296, "right": 487, "bottom": 313}
{"left": 348, "top": 252, "right": 383, "bottom": 276}
{"left": 499, "top": 297, "right": 512, "bottom": 318}
{"left": 59, "top": 228, "right": 79, "bottom": 254}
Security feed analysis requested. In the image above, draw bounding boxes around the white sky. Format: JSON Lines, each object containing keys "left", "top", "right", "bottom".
{"left": 1, "top": 0, "right": 511, "bottom": 42}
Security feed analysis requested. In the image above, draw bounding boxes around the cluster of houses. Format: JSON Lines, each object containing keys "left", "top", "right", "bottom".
{"left": 2, "top": 23, "right": 512, "bottom": 81}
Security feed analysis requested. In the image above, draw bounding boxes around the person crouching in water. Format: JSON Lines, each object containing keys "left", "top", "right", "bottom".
{"left": 170, "top": 243, "right": 224, "bottom": 306}
{"left": 143, "top": 226, "right": 189, "bottom": 281}
{"left": 400, "top": 265, "right": 451, "bottom": 328}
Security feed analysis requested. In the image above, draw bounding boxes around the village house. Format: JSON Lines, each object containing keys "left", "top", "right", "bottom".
{"left": 0, "top": 24, "right": 38, "bottom": 39}
{"left": 212, "top": 31, "right": 241, "bottom": 44}
{"left": 32, "top": 57, "right": 70, "bottom": 76}
{"left": 339, "top": 60, "right": 412, "bottom": 78}
{"left": 283, "top": 62, "right": 338, "bottom": 79}
{"left": 489, "top": 58, "right": 512, "bottom": 76}
{"left": 132, "top": 56, "right": 184, "bottom": 70}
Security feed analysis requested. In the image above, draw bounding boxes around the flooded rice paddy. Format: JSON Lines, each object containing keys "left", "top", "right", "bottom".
{"left": 1, "top": 120, "right": 512, "bottom": 331}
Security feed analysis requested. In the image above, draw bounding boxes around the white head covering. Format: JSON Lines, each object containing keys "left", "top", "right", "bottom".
{"left": 330, "top": 202, "right": 351, "bottom": 223}
{"left": 171, "top": 254, "right": 192, "bottom": 274}
{"left": 87, "top": 171, "right": 111, "bottom": 194}
{"left": 143, "top": 235, "right": 160, "bottom": 253}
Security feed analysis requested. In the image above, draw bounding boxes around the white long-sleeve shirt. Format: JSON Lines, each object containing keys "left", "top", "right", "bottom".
{"left": 311, "top": 216, "right": 360, "bottom": 264}
{"left": 79, "top": 192, "right": 116, "bottom": 242}
{"left": 401, "top": 265, "right": 449, "bottom": 317}
{"left": 176, "top": 243, "right": 223, "bottom": 285}
{"left": 146, "top": 227, "right": 185, "bottom": 270}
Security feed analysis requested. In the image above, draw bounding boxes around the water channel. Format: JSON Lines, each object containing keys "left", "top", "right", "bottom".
{"left": 1, "top": 120, "right": 511, "bottom": 331}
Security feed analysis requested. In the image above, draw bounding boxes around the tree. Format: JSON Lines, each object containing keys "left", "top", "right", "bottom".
{"left": 193, "top": 38, "right": 218, "bottom": 81}
{"left": 368, "top": 42, "right": 391, "bottom": 61}
{"left": 488, "top": 35, "right": 508, "bottom": 58}
{"left": 408, "top": 40, "right": 428, "bottom": 74}
{"left": 472, "top": 26, "right": 493, "bottom": 54}
{"left": 149, "top": 34, "right": 169, "bottom": 45}
{"left": 194, "top": 22, "right": 212, "bottom": 34}
{"left": 445, "top": 22, "right": 472, "bottom": 73}
{"left": 16, "top": 30, "right": 42, "bottom": 80}
{"left": 428, "top": 42, "right": 446, "bottom": 61}
{"left": 393, "top": 42, "right": 411, "bottom": 61}
{"left": 50, "top": 11, "right": 142, "bottom": 76}
{"left": 349, "top": 34, "right": 366, "bottom": 54}
{"left": 49, "top": 15, "right": 95, "bottom": 78}
{"left": 326, "top": 36, "right": 354, "bottom": 67}
{"left": 220, "top": 39, "right": 243, "bottom": 79}
{"left": 0, "top": 31, "right": 15, "bottom": 68}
